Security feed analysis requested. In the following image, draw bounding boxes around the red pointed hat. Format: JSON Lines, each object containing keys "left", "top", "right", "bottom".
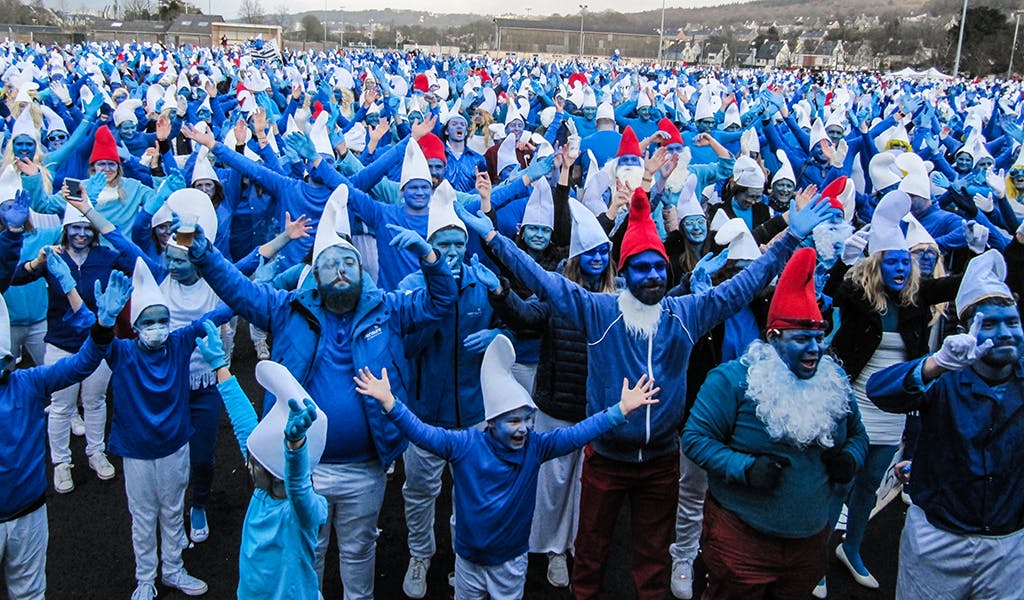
{"left": 312, "top": 101, "right": 325, "bottom": 120}
{"left": 89, "top": 126, "right": 120, "bottom": 164}
{"left": 418, "top": 133, "right": 446, "bottom": 164}
{"left": 413, "top": 73, "right": 430, "bottom": 94}
{"left": 618, "top": 187, "right": 668, "bottom": 270}
{"left": 568, "top": 72, "right": 588, "bottom": 88}
{"left": 658, "top": 117, "right": 684, "bottom": 146}
{"left": 617, "top": 126, "right": 641, "bottom": 158}
{"left": 818, "top": 176, "right": 847, "bottom": 211}
{"left": 766, "top": 247, "right": 826, "bottom": 332}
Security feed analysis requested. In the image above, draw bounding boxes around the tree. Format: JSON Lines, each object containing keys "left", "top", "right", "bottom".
{"left": 122, "top": 0, "right": 153, "bottom": 20}
{"left": 157, "top": 0, "right": 187, "bottom": 20}
{"left": 301, "top": 14, "right": 324, "bottom": 41}
{"left": 944, "top": 6, "right": 1012, "bottom": 76}
{"left": 238, "top": 0, "right": 264, "bottom": 24}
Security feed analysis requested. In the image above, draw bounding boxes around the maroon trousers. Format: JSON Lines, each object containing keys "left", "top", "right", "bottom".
{"left": 571, "top": 447, "right": 679, "bottom": 600}
{"left": 700, "top": 495, "right": 830, "bottom": 600}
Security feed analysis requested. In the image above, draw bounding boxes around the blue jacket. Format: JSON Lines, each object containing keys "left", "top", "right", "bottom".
{"left": 444, "top": 144, "right": 488, "bottom": 194}
{"left": 194, "top": 245, "right": 458, "bottom": 468}
{"left": 386, "top": 400, "right": 626, "bottom": 565}
{"left": 866, "top": 357, "right": 1024, "bottom": 536}
{"left": 485, "top": 231, "right": 802, "bottom": 463}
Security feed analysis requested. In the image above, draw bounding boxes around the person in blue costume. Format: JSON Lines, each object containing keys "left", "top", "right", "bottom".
{"left": 455, "top": 184, "right": 839, "bottom": 600}
{"left": 683, "top": 248, "right": 867, "bottom": 599}
{"left": 353, "top": 334, "right": 660, "bottom": 600}
{"left": 440, "top": 114, "right": 487, "bottom": 194}
{"left": 0, "top": 269, "right": 129, "bottom": 600}
{"left": 194, "top": 322, "right": 329, "bottom": 600}
{"left": 184, "top": 194, "right": 456, "bottom": 600}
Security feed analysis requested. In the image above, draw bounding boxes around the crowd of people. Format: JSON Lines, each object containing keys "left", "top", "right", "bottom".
{"left": 0, "top": 36, "right": 1022, "bottom": 600}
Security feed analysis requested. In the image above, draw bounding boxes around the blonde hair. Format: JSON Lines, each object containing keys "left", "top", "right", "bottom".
{"left": 845, "top": 251, "right": 920, "bottom": 314}
{"left": 2, "top": 140, "right": 52, "bottom": 194}
{"left": 473, "top": 109, "right": 494, "bottom": 148}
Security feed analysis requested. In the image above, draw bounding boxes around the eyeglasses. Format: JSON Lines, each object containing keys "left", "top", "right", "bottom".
{"left": 47, "top": 132, "right": 68, "bottom": 143}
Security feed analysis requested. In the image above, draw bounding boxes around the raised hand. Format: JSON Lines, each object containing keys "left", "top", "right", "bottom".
{"left": 354, "top": 366, "right": 396, "bottom": 412}
{"left": 963, "top": 220, "right": 989, "bottom": 254}
{"left": 1, "top": 188, "right": 31, "bottom": 230}
{"left": 788, "top": 194, "right": 839, "bottom": 239}
{"left": 194, "top": 319, "right": 228, "bottom": 370}
{"left": 285, "top": 398, "right": 318, "bottom": 443}
{"left": 386, "top": 224, "right": 433, "bottom": 259}
{"left": 618, "top": 374, "right": 660, "bottom": 417}
{"left": 46, "top": 247, "right": 77, "bottom": 294}
{"left": 94, "top": 270, "right": 132, "bottom": 327}
{"left": 181, "top": 123, "right": 216, "bottom": 149}
{"left": 932, "top": 312, "right": 994, "bottom": 371}
{"left": 469, "top": 255, "right": 500, "bottom": 292}
{"left": 691, "top": 250, "right": 728, "bottom": 294}
{"left": 285, "top": 132, "right": 318, "bottom": 161}
{"left": 453, "top": 203, "right": 496, "bottom": 239}
{"left": 155, "top": 115, "right": 171, "bottom": 141}
{"left": 411, "top": 113, "right": 437, "bottom": 140}
{"left": 284, "top": 211, "right": 313, "bottom": 239}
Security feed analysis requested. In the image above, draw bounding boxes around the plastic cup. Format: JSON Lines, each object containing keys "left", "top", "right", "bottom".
{"left": 176, "top": 213, "right": 199, "bottom": 247}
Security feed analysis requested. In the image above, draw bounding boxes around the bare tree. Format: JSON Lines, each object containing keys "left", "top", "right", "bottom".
{"left": 122, "top": 0, "right": 153, "bottom": 20}
{"left": 238, "top": 0, "right": 264, "bottom": 24}
{"left": 265, "top": 2, "right": 288, "bottom": 28}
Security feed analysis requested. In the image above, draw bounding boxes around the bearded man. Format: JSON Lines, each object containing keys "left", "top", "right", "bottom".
{"left": 682, "top": 248, "right": 868, "bottom": 600}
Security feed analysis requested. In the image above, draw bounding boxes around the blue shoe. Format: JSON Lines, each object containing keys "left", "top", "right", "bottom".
{"left": 190, "top": 507, "right": 209, "bottom": 543}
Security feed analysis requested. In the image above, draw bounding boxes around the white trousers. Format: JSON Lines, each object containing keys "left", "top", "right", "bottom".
{"left": 10, "top": 321, "right": 45, "bottom": 366}
{"left": 670, "top": 451, "right": 708, "bottom": 565}
{"left": 122, "top": 444, "right": 190, "bottom": 584}
{"left": 528, "top": 411, "right": 583, "bottom": 555}
{"left": 0, "top": 505, "right": 47, "bottom": 600}
{"left": 45, "top": 344, "right": 110, "bottom": 464}
{"left": 454, "top": 553, "right": 528, "bottom": 600}
{"left": 897, "top": 504, "right": 1024, "bottom": 600}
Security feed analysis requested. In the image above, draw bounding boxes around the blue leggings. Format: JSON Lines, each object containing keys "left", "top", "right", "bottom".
{"left": 189, "top": 385, "right": 223, "bottom": 509}
{"left": 837, "top": 444, "right": 899, "bottom": 559}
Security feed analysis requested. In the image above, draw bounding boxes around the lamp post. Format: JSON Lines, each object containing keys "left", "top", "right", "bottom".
{"left": 578, "top": 4, "right": 587, "bottom": 57}
{"left": 1009, "top": 11, "right": 1022, "bottom": 79}
{"left": 323, "top": 0, "right": 328, "bottom": 47}
{"left": 657, "top": 0, "right": 666, "bottom": 63}
{"left": 493, "top": 18, "right": 499, "bottom": 52}
{"left": 952, "top": 0, "right": 968, "bottom": 78}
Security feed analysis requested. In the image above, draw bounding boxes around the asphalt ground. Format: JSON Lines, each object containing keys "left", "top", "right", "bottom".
{"left": 3, "top": 325, "right": 905, "bottom": 600}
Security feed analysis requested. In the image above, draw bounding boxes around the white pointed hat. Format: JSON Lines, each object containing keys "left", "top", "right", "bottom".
{"left": 191, "top": 152, "right": 220, "bottom": 185}
{"left": 496, "top": 133, "right": 519, "bottom": 178}
{"left": 677, "top": 173, "right": 704, "bottom": 219}
{"left": 903, "top": 214, "right": 937, "bottom": 249}
{"left": 955, "top": 249, "right": 1013, "bottom": 318}
{"left": 723, "top": 103, "right": 741, "bottom": 128}
{"left": 481, "top": 334, "right": 536, "bottom": 420}
{"left": 40, "top": 105, "right": 67, "bottom": 135}
{"left": 130, "top": 256, "right": 169, "bottom": 324}
{"left": 740, "top": 128, "right": 759, "bottom": 157}
{"left": 152, "top": 203, "right": 173, "bottom": 227}
{"left": 503, "top": 103, "right": 524, "bottom": 127}
{"left": 896, "top": 152, "right": 931, "bottom": 199}
{"left": 715, "top": 218, "right": 761, "bottom": 261}
{"left": 732, "top": 155, "right": 765, "bottom": 188}
{"left": 0, "top": 164, "right": 22, "bottom": 202}
{"left": 113, "top": 98, "right": 142, "bottom": 126}
{"left": 400, "top": 137, "right": 431, "bottom": 190}
{"left": 710, "top": 207, "right": 730, "bottom": 232}
{"left": 312, "top": 186, "right": 357, "bottom": 265}
{"left": 868, "top": 190, "right": 910, "bottom": 255}
{"left": 309, "top": 111, "right": 333, "bottom": 157}
{"left": 249, "top": 360, "right": 329, "bottom": 480}
{"left": 11, "top": 107, "right": 39, "bottom": 143}
{"left": 0, "top": 293, "right": 10, "bottom": 360}
{"left": 521, "top": 177, "right": 554, "bottom": 229}
{"left": 825, "top": 106, "right": 847, "bottom": 131}
{"left": 809, "top": 118, "right": 828, "bottom": 150}
{"left": 869, "top": 152, "right": 902, "bottom": 191}
{"left": 568, "top": 197, "right": 609, "bottom": 259}
{"left": 596, "top": 101, "right": 615, "bottom": 122}
{"left": 166, "top": 188, "right": 218, "bottom": 244}
{"left": 694, "top": 90, "right": 715, "bottom": 121}
{"left": 772, "top": 149, "right": 796, "bottom": 186}
{"left": 62, "top": 204, "right": 89, "bottom": 227}
{"left": 426, "top": 180, "right": 466, "bottom": 240}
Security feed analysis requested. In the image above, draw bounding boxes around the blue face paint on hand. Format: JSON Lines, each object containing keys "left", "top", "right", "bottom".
{"left": 578, "top": 242, "right": 610, "bottom": 277}
{"left": 880, "top": 249, "right": 912, "bottom": 293}
{"left": 769, "top": 328, "right": 825, "bottom": 380}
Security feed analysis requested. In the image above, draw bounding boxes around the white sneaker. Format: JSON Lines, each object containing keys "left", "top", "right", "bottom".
{"left": 161, "top": 570, "right": 208, "bottom": 596}
{"left": 403, "top": 557, "right": 429, "bottom": 598}
{"left": 813, "top": 577, "right": 828, "bottom": 598}
{"left": 546, "top": 552, "right": 569, "bottom": 587}
{"left": 54, "top": 462, "right": 74, "bottom": 493}
{"left": 254, "top": 340, "right": 270, "bottom": 360}
{"left": 671, "top": 561, "right": 694, "bottom": 599}
{"left": 71, "top": 412, "right": 85, "bottom": 436}
{"left": 88, "top": 452, "right": 116, "bottom": 480}
{"left": 131, "top": 582, "right": 157, "bottom": 600}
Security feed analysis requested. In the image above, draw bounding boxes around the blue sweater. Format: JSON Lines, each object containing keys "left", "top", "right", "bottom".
{"left": 386, "top": 400, "right": 625, "bottom": 565}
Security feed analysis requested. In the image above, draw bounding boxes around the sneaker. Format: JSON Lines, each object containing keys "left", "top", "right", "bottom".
{"left": 403, "top": 557, "right": 430, "bottom": 598}
{"left": 546, "top": 552, "right": 569, "bottom": 588}
{"left": 88, "top": 452, "right": 116, "bottom": 480}
{"left": 812, "top": 577, "right": 828, "bottom": 598}
{"left": 254, "top": 340, "right": 270, "bottom": 360}
{"left": 671, "top": 561, "right": 694, "bottom": 600}
{"left": 131, "top": 582, "right": 157, "bottom": 600}
{"left": 71, "top": 412, "right": 86, "bottom": 436}
{"left": 190, "top": 507, "right": 209, "bottom": 543}
{"left": 161, "top": 570, "right": 208, "bottom": 596}
{"left": 54, "top": 462, "right": 74, "bottom": 494}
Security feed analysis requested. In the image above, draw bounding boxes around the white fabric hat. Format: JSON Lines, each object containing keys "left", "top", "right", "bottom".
{"left": 113, "top": 99, "right": 142, "bottom": 126}
{"left": 503, "top": 104, "right": 523, "bottom": 128}
{"left": 740, "top": 128, "right": 760, "bottom": 157}
{"left": 903, "top": 214, "right": 937, "bottom": 249}
{"left": 896, "top": 152, "right": 931, "bottom": 198}
{"left": 596, "top": 102, "right": 615, "bottom": 122}
{"left": 130, "top": 256, "right": 169, "bottom": 324}
{"left": 772, "top": 149, "right": 796, "bottom": 186}
{"left": 495, "top": 134, "right": 519, "bottom": 178}
{"left": 539, "top": 106, "right": 557, "bottom": 129}
{"left": 62, "top": 204, "right": 89, "bottom": 227}
{"left": 11, "top": 108, "right": 39, "bottom": 143}
{"left": 312, "top": 186, "right": 357, "bottom": 265}
{"left": 714, "top": 217, "right": 761, "bottom": 261}
{"left": 479, "top": 87, "right": 497, "bottom": 114}
{"left": 309, "top": 111, "right": 333, "bottom": 157}
{"left": 955, "top": 249, "right": 1013, "bottom": 318}
{"left": 249, "top": 360, "right": 328, "bottom": 480}
{"left": 481, "top": 334, "right": 536, "bottom": 420}
{"left": 868, "top": 190, "right": 910, "bottom": 255}
{"left": 0, "top": 164, "right": 22, "bottom": 202}
{"left": 710, "top": 207, "right": 730, "bottom": 232}
{"left": 732, "top": 155, "right": 765, "bottom": 188}
{"left": 581, "top": 150, "right": 612, "bottom": 216}
{"left": 677, "top": 173, "right": 704, "bottom": 219}
{"left": 869, "top": 152, "right": 902, "bottom": 191}
{"left": 152, "top": 203, "right": 173, "bottom": 227}
{"left": 0, "top": 293, "right": 10, "bottom": 360}
{"left": 723, "top": 103, "right": 741, "bottom": 128}
{"left": 809, "top": 118, "right": 828, "bottom": 150}
{"left": 694, "top": 90, "right": 715, "bottom": 121}
{"left": 426, "top": 181, "right": 466, "bottom": 240}
{"left": 40, "top": 105, "right": 67, "bottom": 135}
{"left": 568, "top": 197, "right": 609, "bottom": 259}
{"left": 344, "top": 122, "right": 367, "bottom": 153}
{"left": 521, "top": 178, "right": 554, "bottom": 229}
{"left": 191, "top": 147, "right": 220, "bottom": 184}
{"left": 13, "top": 81, "right": 37, "bottom": 105}
{"left": 636, "top": 87, "right": 653, "bottom": 109}
{"left": 399, "top": 138, "right": 431, "bottom": 190}
{"left": 166, "top": 188, "right": 218, "bottom": 243}
{"left": 581, "top": 88, "right": 597, "bottom": 109}
{"left": 825, "top": 107, "right": 847, "bottom": 131}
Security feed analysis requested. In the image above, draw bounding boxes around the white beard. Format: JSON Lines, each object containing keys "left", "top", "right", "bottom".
{"left": 617, "top": 165, "right": 645, "bottom": 190}
{"left": 617, "top": 289, "right": 661, "bottom": 339}
{"left": 812, "top": 221, "right": 854, "bottom": 264}
{"left": 742, "top": 340, "right": 853, "bottom": 448}
{"left": 664, "top": 164, "right": 689, "bottom": 193}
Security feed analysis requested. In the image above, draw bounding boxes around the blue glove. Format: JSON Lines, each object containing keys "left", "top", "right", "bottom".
{"left": 85, "top": 171, "right": 107, "bottom": 202}
{"left": 468, "top": 255, "right": 500, "bottom": 291}
{"left": 463, "top": 328, "right": 500, "bottom": 354}
{"left": 179, "top": 222, "right": 210, "bottom": 259}
{"left": 194, "top": 319, "right": 228, "bottom": 370}
{"left": 253, "top": 255, "right": 280, "bottom": 283}
{"left": 285, "top": 132, "right": 318, "bottom": 161}
{"left": 93, "top": 270, "right": 132, "bottom": 327}
{"left": 788, "top": 195, "right": 841, "bottom": 239}
{"left": 453, "top": 203, "right": 496, "bottom": 238}
{"left": 386, "top": 224, "right": 432, "bottom": 259}
{"left": 285, "top": 398, "right": 318, "bottom": 443}
{"left": 1, "top": 189, "right": 31, "bottom": 230}
{"left": 46, "top": 247, "right": 77, "bottom": 294}
{"left": 524, "top": 154, "right": 555, "bottom": 182}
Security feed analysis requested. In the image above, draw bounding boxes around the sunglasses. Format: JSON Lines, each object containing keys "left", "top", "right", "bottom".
{"left": 47, "top": 133, "right": 68, "bottom": 143}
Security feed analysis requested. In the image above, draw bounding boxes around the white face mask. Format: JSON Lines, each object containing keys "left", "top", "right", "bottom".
{"left": 137, "top": 324, "right": 169, "bottom": 348}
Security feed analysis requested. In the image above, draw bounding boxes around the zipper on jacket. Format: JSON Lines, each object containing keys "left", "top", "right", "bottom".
{"left": 645, "top": 334, "right": 653, "bottom": 446}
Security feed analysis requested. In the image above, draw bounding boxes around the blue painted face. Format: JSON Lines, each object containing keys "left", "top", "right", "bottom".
{"left": 46, "top": 130, "right": 69, "bottom": 151}
{"left": 625, "top": 249, "right": 668, "bottom": 305}
{"left": 314, "top": 245, "right": 361, "bottom": 297}
{"left": 732, "top": 187, "right": 761, "bottom": 210}
{"left": 196, "top": 107, "right": 212, "bottom": 122}
{"left": 954, "top": 152, "right": 974, "bottom": 174}
{"left": 118, "top": 120, "right": 137, "bottom": 140}
{"left": 911, "top": 246, "right": 939, "bottom": 278}
{"left": 696, "top": 118, "right": 715, "bottom": 133}
{"left": 769, "top": 328, "right": 825, "bottom": 380}
{"left": 976, "top": 157, "right": 994, "bottom": 171}
{"left": 826, "top": 125, "right": 845, "bottom": 147}
{"left": 637, "top": 106, "right": 650, "bottom": 121}
{"left": 365, "top": 113, "right": 380, "bottom": 127}
{"left": 402, "top": 179, "right": 433, "bottom": 211}
{"left": 618, "top": 154, "right": 642, "bottom": 168}
{"left": 880, "top": 249, "right": 912, "bottom": 292}
{"left": 489, "top": 405, "right": 536, "bottom": 450}
{"left": 522, "top": 224, "right": 552, "bottom": 252}
{"left": 426, "top": 158, "right": 446, "bottom": 189}
{"left": 973, "top": 304, "right": 1024, "bottom": 369}
{"left": 12, "top": 135, "right": 36, "bottom": 159}
{"left": 578, "top": 242, "right": 610, "bottom": 277}
{"left": 664, "top": 142, "right": 684, "bottom": 157}
{"left": 134, "top": 304, "right": 171, "bottom": 350}
{"left": 811, "top": 141, "right": 828, "bottom": 162}
{"left": 582, "top": 106, "right": 597, "bottom": 121}
{"left": 163, "top": 245, "right": 198, "bottom": 284}
{"left": 682, "top": 215, "right": 708, "bottom": 245}
{"left": 65, "top": 223, "right": 94, "bottom": 251}
{"left": 446, "top": 117, "right": 468, "bottom": 142}
{"left": 505, "top": 118, "right": 525, "bottom": 140}
{"left": 193, "top": 179, "right": 217, "bottom": 198}
{"left": 429, "top": 227, "right": 467, "bottom": 275}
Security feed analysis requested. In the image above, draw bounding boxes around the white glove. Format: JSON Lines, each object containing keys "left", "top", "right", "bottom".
{"left": 50, "top": 81, "right": 71, "bottom": 105}
{"left": 841, "top": 227, "right": 870, "bottom": 266}
{"left": 986, "top": 168, "right": 1007, "bottom": 199}
{"left": 964, "top": 220, "right": 989, "bottom": 253}
{"left": 932, "top": 313, "right": 994, "bottom": 370}
{"left": 974, "top": 192, "right": 995, "bottom": 213}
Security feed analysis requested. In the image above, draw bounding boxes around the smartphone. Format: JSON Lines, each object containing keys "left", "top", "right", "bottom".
{"left": 65, "top": 178, "right": 82, "bottom": 200}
